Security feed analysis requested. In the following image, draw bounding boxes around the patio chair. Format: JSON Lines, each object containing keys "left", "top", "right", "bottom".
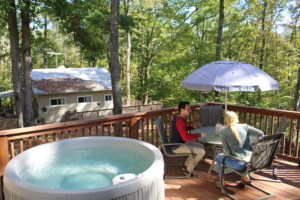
{"left": 154, "top": 117, "right": 196, "bottom": 179}
{"left": 199, "top": 105, "right": 223, "bottom": 127}
{"left": 220, "top": 133, "right": 283, "bottom": 200}
{"left": 199, "top": 105, "right": 224, "bottom": 160}
{"left": 249, "top": 117, "right": 289, "bottom": 183}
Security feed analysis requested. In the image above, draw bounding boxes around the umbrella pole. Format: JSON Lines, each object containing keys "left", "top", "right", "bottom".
{"left": 225, "top": 91, "right": 228, "bottom": 113}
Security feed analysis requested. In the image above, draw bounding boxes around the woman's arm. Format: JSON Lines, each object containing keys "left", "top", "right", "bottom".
{"left": 246, "top": 124, "right": 264, "bottom": 137}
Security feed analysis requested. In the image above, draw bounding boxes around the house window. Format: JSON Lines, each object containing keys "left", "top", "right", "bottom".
{"left": 104, "top": 94, "right": 112, "bottom": 102}
{"left": 77, "top": 95, "right": 93, "bottom": 104}
{"left": 49, "top": 97, "right": 66, "bottom": 107}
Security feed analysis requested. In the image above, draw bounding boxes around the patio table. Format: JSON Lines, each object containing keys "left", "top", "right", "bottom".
{"left": 191, "top": 126, "right": 222, "bottom": 178}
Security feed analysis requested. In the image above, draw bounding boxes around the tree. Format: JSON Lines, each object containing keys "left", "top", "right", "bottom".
{"left": 123, "top": 0, "right": 131, "bottom": 106}
{"left": 215, "top": 0, "right": 224, "bottom": 60}
{"left": 294, "top": 68, "right": 300, "bottom": 111}
{"left": 110, "top": 0, "right": 122, "bottom": 115}
{"left": 21, "top": 0, "right": 34, "bottom": 126}
{"left": 259, "top": 0, "right": 268, "bottom": 70}
{"left": 7, "top": 0, "right": 24, "bottom": 127}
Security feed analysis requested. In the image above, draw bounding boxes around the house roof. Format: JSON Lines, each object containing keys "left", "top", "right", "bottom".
{"left": 0, "top": 67, "right": 112, "bottom": 98}
{"left": 32, "top": 67, "right": 112, "bottom": 95}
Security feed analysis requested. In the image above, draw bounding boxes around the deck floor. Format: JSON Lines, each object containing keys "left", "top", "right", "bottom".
{"left": 164, "top": 158, "right": 300, "bottom": 200}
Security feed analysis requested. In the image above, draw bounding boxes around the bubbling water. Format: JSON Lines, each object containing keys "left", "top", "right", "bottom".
{"left": 19, "top": 147, "right": 151, "bottom": 190}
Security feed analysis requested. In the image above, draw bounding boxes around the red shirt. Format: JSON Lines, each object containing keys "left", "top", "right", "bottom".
{"left": 176, "top": 116, "right": 198, "bottom": 141}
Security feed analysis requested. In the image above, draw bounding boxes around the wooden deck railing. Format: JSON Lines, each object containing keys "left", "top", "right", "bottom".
{"left": 65, "top": 103, "right": 164, "bottom": 121}
{"left": 0, "top": 102, "right": 300, "bottom": 177}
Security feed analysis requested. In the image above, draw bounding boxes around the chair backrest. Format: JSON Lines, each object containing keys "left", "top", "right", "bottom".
{"left": 200, "top": 105, "right": 223, "bottom": 126}
{"left": 154, "top": 117, "right": 173, "bottom": 155}
{"left": 274, "top": 117, "right": 289, "bottom": 135}
{"left": 249, "top": 133, "right": 283, "bottom": 171}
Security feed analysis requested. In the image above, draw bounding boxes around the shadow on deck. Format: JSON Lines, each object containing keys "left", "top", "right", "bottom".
{"left": 164, "top": 158, "right": 300, "bottom": 200}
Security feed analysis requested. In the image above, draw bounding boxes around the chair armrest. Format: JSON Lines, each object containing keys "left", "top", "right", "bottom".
{"left": 220, "top": 154, "right": 248, "bottom": 165}
{"left": 164, "top": 143, "right": 187, "bottom": 146}
{"left": 163, "top": 143, "right": 193, "bottom": 154}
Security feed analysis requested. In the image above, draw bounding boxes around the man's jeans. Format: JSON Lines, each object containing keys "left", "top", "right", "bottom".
{"left": 216, "top": 153, "right": 247, "bottom": 176}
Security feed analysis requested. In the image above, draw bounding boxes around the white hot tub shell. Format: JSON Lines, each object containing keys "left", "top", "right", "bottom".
{"left": 4, "top": 136, "right": 164, "bottom": 200}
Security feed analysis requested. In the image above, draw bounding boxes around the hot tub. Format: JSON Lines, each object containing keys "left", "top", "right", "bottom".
{"left": 4, "top": 136, "right": 164, "bottom": 200}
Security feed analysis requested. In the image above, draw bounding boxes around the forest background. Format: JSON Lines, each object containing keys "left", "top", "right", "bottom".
{"left": 0, "top": 0, "right": 299, "bottom": 127}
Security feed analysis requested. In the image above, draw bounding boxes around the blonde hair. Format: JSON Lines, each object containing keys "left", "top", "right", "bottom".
{"left": 224, "top": 111, "right": 241, "bottom": 143}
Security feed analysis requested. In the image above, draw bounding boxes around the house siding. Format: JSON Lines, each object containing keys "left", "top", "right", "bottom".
{"left": 37, "top": 91, "right": 113, "bottom": 124}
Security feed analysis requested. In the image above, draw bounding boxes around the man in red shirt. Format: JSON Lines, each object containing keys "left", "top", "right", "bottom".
{"left": 171, "top": 102, "right": 206, "bottom": 175}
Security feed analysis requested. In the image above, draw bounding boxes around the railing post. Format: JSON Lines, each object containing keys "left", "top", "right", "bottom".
{"left": 0, "top": 137, "right": 9, "bottom": 177}
{"left": 130, "top": 116, "right": 141, "bottom": 139}
{"left": 0, "top": 136, "right": 9, "bottom": 199}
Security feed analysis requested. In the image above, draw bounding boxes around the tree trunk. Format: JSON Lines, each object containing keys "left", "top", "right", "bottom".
{"left": 125, "top": 32, "right": 131, "bottom": 106}
{"left": 21, "top": 0, "right": 34, "bottom": 126}
{"left": 215, "top": 0, "right": 224, "bottom": 61}
{"left": 290, "top": 11, "right": 299, "bottom": 46}
{"left": 259, "top": 0, "right": 267, "bottom": 70}
{"left": 201, "top": 18, "right": 206, "bottom": 42}
{"left": 293, "top": 68, "right": 300, "bottom": 111}
{"left": 109, "top": 0, "right": 122, "bottom": 115}
{"left": 7, "top": 0, "right": 24, "bottom": 127}
{"left": 124, "top": 0, "right": 131, "bottom": 106}
{"left": 144, "top": 62, "right": 150, "bottom": 105}
{"left": 43, "top": 15, "right": 48, "bottom": 68}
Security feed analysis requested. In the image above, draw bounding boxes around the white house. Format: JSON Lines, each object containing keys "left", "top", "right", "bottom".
{"left": 0, "top": 67, "right": 113, "bottom": 124}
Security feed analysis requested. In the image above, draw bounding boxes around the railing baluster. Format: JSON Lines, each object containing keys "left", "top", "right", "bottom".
{"left": 20, "top": 139, "right": 24, "bottom": 152}
{"left": 29, "top": 137, "right": 32, "bottom": 148}
{"left": 126, "top": 122, "right": 129, "bottom": 137}
{"left": 155, "top": 119, "right": 159, "bottom": 147}
{"left": 249, "top": 113, "right": 252, "bottom": 126}
{"left": 113, "top": 124, "right": 117, "bottom": 136}
{"left": 45, "top": 134, "right": 48, "bottom": 143}
{"left": 81, "top": 128, "right": 85, "bottom": 137}
{"left": 295, "top": 119, "right": 299, "bottom": 158}
{"left": 68, "top": 130, "right": 71, "bottom": 138}
{"left": 101, "top": 125, "right": 105, "bottom": 136}
{"left": 10, "top": 141, "right": 15, "bottom": 158}
{"left": 282, "top": 127, "right": 286, "bottom": 155}
{"left": 264, "top": 115, "right": 268, "bottom": 135}
{"left": 96, "top": 126, "right": 99, "bottom": 136}
{"left": 37, "top": 136, "right": 41, "bottom": 145}
{"left": 259, "top": 114, "right": 263, "bottom": 130}
{"left": 151, "top": 118, "right": 154, "bottom": 145}
{"left": 146, "top": 118, "right": 149, "bottom": 142}
{"left": 141, "top": 119, "right": 145, "bottom": 141}
{"left": 271, "top": 116, "right": 274, "bottom": 135}
{"left": 108, "top": 125, "right": 111, "bottom": 136}
{"left": 289, "top": 120, "right": 294, "bottom": 156}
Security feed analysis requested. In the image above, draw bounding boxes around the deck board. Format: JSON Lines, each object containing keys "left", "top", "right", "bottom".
{"left": 164, "top": 158, "right": 300, "bottom": 200}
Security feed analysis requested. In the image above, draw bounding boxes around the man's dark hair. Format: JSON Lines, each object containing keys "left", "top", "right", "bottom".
{"left": 178, "top": 101, "right": 190, "bottom": 112}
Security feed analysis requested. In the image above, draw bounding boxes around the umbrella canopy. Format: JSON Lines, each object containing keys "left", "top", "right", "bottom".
{"left": 182, "top": 60, "right": 279, "bottom": 111}
{"left": 182, "top": 60, "right": 279, "bottom": 92}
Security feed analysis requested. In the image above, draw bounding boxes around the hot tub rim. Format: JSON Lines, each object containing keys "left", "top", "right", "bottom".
{"left": 4, "top": 136, "right": 164, "bottom": 200}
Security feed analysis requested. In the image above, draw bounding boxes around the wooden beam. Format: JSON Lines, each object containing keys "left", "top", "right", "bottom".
{"left": 0, "top": 137, "right": 9, "bottom": 176}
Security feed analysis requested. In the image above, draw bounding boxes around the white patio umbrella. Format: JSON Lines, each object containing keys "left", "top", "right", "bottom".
{"left": 182, "top": 60, "right": 279, "bottom": 112}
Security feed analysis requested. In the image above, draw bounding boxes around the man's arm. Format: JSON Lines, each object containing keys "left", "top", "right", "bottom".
{"left": 176, "top": 117, "right": 198, "bottom": 141}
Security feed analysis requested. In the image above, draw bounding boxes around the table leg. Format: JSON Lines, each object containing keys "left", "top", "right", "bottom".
{"left": 208, "top": 145, "right": 217, "bottom": 178}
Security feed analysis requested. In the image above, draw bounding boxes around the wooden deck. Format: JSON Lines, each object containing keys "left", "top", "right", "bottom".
{"left": 164, "top": 158, "right": 300, "bottom": 200}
